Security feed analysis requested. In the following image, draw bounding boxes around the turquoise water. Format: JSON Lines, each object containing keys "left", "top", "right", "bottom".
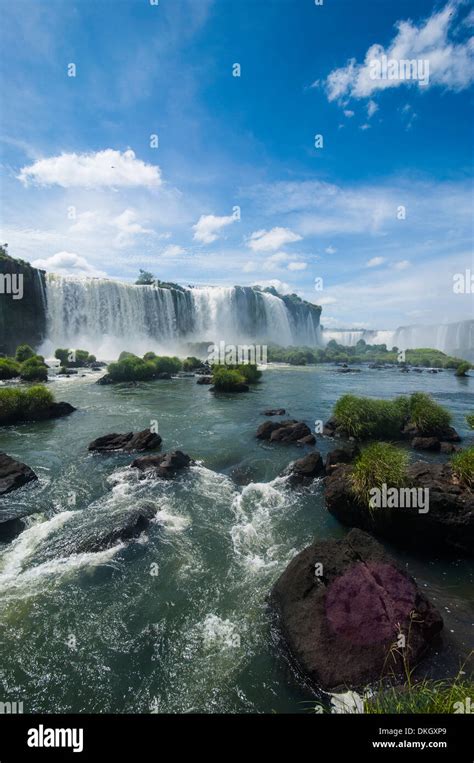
{"left": 0, "top": 365, "right": 472, "bottom": 713}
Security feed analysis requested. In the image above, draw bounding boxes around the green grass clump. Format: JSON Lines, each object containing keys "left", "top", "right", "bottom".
{"left": 365, "top": 677, "right": 474, "bottom": 714}
{"left": 234, "top": 363, "right": 262, "bottom": 384}
{"left": 408, "top": 391, "right": 451, "bottom": 434}
{"left": 212, "top": 366, "right": 246, "bottom": 390}
{"left": 451, "top": 447, "right": 474, "bottom": 489}
{"left": 0, "top": 385, "right": 54, "bottom": 424}
{"left": 0, "top": 358, "right": 20, "bottom": 379}
{"left": 54, "top": 348, "right": 96, "bottom": 367}
{"left": 333, "top": 394, "right": 409, "bottom": 439}
{"left": 19, "top": 356, "right": 48, "bottom": 382}
{"left": 351, "top": 443, "right": 409, "bottom": 507}
{"left": 466, "top": 414, "right": 474, "bottom": 430}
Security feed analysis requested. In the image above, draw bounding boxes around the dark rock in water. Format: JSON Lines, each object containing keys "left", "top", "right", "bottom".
{"left": 413, "top": 368, "right": 424, "bottom": 373}
{"left": 337, "top": 367, "right": 361, "bottom": 373}
{"left": 74, "top": 505, "right": 157, "bottom": 553}
{"left": 47, "top": 402, "right": 76, "bottom": 419}
{"left": 325, "top": 444, "right": 360, "bottom": 472}
{"left": 131, "top": 450, "right": 193, "bottom": 479}
{"left": 270, "top": 421, "right": 312, "bottom": 444}
{"left": 270, "top": 528, "right": 443, "bottom": 691}
{"left": 440, "top": 442, "right": 461, "bottom": 454}
{"left": 284, "top": 452, "right": 324, "bottom": 484}
{"left": 325, "top": 462, "right": 474, "bottom": 556}
{"left": 96, "top": 374, "right": 114, "bottom": 385}
{"left": 296, "top": 434, "right": 316, "bottom": 446}
{"left": 256, "top": 420, "right": 296, "bottom": 440}
{"left": 262, "top": 408, "right": 286, "bottom": 416}
{"left": 256, "top": 419, "right": 313, "bottom": 445}
{"left": 88, "top": 429, "right": 162, "bottom": 453}
{"left": 156, "top": 372, "right": 172, "bottom": 380}
{"left": 57, "top": 368, "right": 78, "bottom": 376}
{"left": 412, "top": 436, "right": 441, "bottom": 452}
{"left": 0, "top": 452, "right": 38, "bottom": 495}
{"left": 196, "top": 376, "right": 212, "bottom": 385}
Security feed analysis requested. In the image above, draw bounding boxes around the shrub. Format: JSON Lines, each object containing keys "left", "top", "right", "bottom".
{"left": 455, "top": 361, "right": 471, "bottom": 377}
{"left": 182, "top": 356, "right": 202, "bottom": 372}
{"left": 333, "top": 394, "right": 409, "bottom": 439}
{"left": 23, "top": 385, "right": 54, "bottom": 414}
{"left": 19, "top": 356, "right": 48, "bottom": 382}
{"left": 466, "top": 414, "right": 474, "bottom": 430}
{"left": 212, "top": 366, "right": 246, "bottom": 391}
{"left": 55, "top": 348, "right": 94, "bottom": 367}
{"left": 107, "top": 357, "right": 155, "bottom": 382}
{"left": 118, "top": 351, "right": 138, "bottom": 361}
{"left": 0, "top": 358, "right": 20, "bottom": 379}
{"left": 351, "top": 442, "right": 409, "bottom": 508}
{"left": 15, "top": 344, "right": 36, "bottom": 363}
{"left": 236, "top": 364, "right": 261, "bottom": 383}
{"left": 451, "top": 447, "right": 474, "bottom": 489}
{"left": 152, "top": 356, "right": 182, "bottom": 374}
{"left": 0, "top": 388, "right": 23, "bottom": 422}
{"left": 54, "top": 348, "right": 70, "bottom": 366}
{"left": 408, "top": 392, "right": 451, "bottom": 434}
{"left": 0, "top": 385, "right": 54, "bottom": 424}
{"left": 143, "top": 352, "right": 158, "bottom": 361}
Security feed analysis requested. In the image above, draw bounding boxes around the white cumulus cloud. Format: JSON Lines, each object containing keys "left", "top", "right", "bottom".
{"left": 247, "top": 226, "right": 302, "bottom": 252}
{"left": 32, "top": 251, "right": 106, "bottom": 277}
{"left": 192, "top": 213, "right": 236, "bottom": 243}
{"left": 18, "top": 149, "right": 162, "bottom": 188}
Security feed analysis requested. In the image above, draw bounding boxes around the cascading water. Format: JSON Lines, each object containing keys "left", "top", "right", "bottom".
{"left": 322, "top": 321, "right": 474, "bottom": 361}
{"left": 42, "top": 275, "right": 322, "bottom": 358}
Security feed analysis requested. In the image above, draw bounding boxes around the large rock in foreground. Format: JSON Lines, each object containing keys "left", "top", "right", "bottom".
{"left": 88, "top": 429, "right": 162, "bottom": 453}
{"left": 325, "top": 462, "right": 474, "bottom": 556}
{"left": 270, "top": 529, "right": 443, "bottom": 691}
{"left": 131, "top": 450, "right": 193, "bottom": 479}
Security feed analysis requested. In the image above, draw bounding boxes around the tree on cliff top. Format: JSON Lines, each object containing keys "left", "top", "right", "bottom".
{"left": 135, "top": 269, "right": 155, "bottom": 285}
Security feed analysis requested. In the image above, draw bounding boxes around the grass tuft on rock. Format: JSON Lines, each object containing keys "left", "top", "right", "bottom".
{"left": 408, "top": 391, "right": 451, "bottom": 435}
{"left": 351, "top": 442, "right": 409, "bottom": 507}
{"left": 0, "top": 385, "right": 54, "bottom": 424}
{"left": 451, "top": 447, "right": 474, "bottom": 490}
{"left": 364, "top": 676, "right": 474, "bottom": 714}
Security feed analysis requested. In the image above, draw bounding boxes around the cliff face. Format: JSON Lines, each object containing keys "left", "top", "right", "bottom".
{"left": 0, "top": 250, "right": 47, "bottom": 355}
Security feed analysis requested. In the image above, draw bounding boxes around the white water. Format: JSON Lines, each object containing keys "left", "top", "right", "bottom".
{"left": 41, "top": 275, "right": 322, "bottom": 357}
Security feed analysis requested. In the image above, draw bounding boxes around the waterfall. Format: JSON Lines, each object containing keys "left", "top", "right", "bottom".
{"left": 41, "top": 275, "right": 322, "bottom": 358}
{"left": 322, "top": 321, "right": 474, "bottom": 361}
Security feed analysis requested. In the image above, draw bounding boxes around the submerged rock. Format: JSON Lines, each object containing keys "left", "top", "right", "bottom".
{"left": 131, "top": 450, "right": 193, "bottom": 479}
{"left": 270, "top": 528, "right": 443, "bottom": 691}
{"left": 0, "top": 452, "right": 37, "bottom": 496}
{"left": 262, "top": 408, "right": 286, "bottom": 416}
{"left": 196, "top": 376, "right": 212, "bottom": 385}
{"left": 74, "top": 505, "right": 157, "bottom": 553}
{"left": 88, "top": 429, "right": 162, "bottom": 453}
{"left": 325, "top": 462, "right": 474, "bottom": 555}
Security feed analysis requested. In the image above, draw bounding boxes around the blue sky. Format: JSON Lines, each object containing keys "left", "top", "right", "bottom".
{"left": 1, "top": 0, "right": 473, "bottom": 329}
